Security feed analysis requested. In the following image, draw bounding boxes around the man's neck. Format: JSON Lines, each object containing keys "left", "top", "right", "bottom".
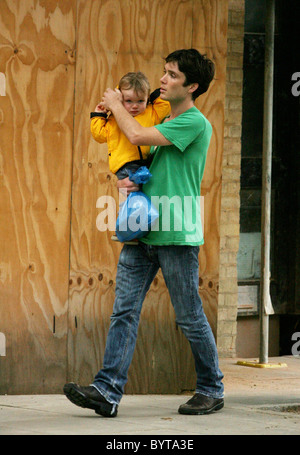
{"left": 168, "top": 99, "right": 195, "bottom": 120}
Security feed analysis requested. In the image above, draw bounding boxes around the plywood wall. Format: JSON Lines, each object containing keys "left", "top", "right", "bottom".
{"left": 0, "top": 0, "right": 228, "bottom": 394}
{"left": 0, "top": 0, "right": 76, "bottom": 393}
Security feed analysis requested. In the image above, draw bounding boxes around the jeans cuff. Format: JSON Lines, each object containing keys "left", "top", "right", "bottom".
{"left": 90, "top": 383, "right": 119, "bottom": 406}
{"left": 195, "top": 389, "right": 225, "bottom": 399}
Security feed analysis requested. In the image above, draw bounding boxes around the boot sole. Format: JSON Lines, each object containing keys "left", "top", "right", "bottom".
{"left": 178, "top": 400, "right": 224, "bottom": 415}
{"left": 63, "top": 383, "right": 117, "bottom": 417}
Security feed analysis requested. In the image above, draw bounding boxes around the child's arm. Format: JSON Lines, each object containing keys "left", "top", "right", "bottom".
{"left": 149, "top": 88, "right": 161, "bottom": 104}
{"left": 90, "top": 103, "right": 109, "bottom": 143}
{"left": 150, "top": 88, "right": 171, "bottom": 125}
{"left": 149, "top": 89, "right": 171, "bottom": 123}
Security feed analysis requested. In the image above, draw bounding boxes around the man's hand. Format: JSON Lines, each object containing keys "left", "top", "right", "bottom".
{"left": 117, "top": 177, "right": 139, "bottom": 196}
{"left": 102, "top": 88, "right": 123, "bottom": 111}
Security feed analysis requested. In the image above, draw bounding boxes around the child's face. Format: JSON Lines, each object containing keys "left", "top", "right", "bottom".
{"left": 121, "top": 88, "right": 148, "bottom": 117}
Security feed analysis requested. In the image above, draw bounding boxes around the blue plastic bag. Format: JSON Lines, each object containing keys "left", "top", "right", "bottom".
{"left": 116, "top": 167, "right": 159, "bottom": 242}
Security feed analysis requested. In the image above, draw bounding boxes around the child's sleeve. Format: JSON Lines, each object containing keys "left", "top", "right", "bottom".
{"left": 90, "top": 112, "right": 109, "bottom": 143}
{"left": 149, "top": 89, "right": 171, "bottom": 123}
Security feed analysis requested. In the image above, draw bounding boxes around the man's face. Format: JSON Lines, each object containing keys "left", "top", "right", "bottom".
{"left": 159, "top": 61, "right": 191, "bottom": 103}
{"left": 121, "top": 88, "right": 148, "bottom": 117}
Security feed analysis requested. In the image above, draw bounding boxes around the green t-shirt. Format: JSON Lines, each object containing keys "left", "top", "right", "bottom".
{"left": 141, "top": 107, "right": 212, "bottom": 246}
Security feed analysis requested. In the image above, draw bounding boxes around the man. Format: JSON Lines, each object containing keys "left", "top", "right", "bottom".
{"left": 64, "top": 49, "right": 224, "bottom": 417}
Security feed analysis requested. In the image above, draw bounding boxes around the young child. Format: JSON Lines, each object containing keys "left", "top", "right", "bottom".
{"left": 90, "top": 71, "right": 170, "bottom": 180}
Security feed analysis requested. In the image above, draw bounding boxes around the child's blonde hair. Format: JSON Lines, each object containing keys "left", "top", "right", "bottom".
{"left": 118, "top": 72, "right": 150, "bottom": 98}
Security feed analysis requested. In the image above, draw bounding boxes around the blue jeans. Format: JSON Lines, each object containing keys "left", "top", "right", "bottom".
{"left": 92, "top": 244, "right": 224, "bottom": 404}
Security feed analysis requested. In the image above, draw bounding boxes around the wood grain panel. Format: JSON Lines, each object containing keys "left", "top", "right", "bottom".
{"left": 68, "top": 0, "right": 228, "bottom": 393}
{"left": 0, "top": 0, "right": 76, "bottom": 393}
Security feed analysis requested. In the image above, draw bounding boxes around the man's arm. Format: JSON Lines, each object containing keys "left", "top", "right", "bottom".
{"left": 101, "top": 88, "right": 172, "bottom": 147}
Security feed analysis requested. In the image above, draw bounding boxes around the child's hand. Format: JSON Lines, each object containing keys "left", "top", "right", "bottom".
{"left": 117, "top": 177, "right": 139, "bottom": 195}
{"left": 94, "top": 103, "right": 107, "bottom": 113}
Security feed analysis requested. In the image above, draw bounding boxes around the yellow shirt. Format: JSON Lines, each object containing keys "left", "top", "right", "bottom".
{"left": 90, "top": 94, "right": 170, "bottom": 174}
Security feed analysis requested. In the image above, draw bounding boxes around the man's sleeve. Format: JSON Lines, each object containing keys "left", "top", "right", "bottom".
{"left": 154, "top": 110, "right": 206, "bottom": 152}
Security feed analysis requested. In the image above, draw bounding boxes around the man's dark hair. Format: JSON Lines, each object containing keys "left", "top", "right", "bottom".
{"left": 165, "top": 48, "right": 215, "bottom": 100}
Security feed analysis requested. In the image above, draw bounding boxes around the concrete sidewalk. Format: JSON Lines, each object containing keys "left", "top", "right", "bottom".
{"left": 0, "top": 356, "right": 299, "bottom": 435}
